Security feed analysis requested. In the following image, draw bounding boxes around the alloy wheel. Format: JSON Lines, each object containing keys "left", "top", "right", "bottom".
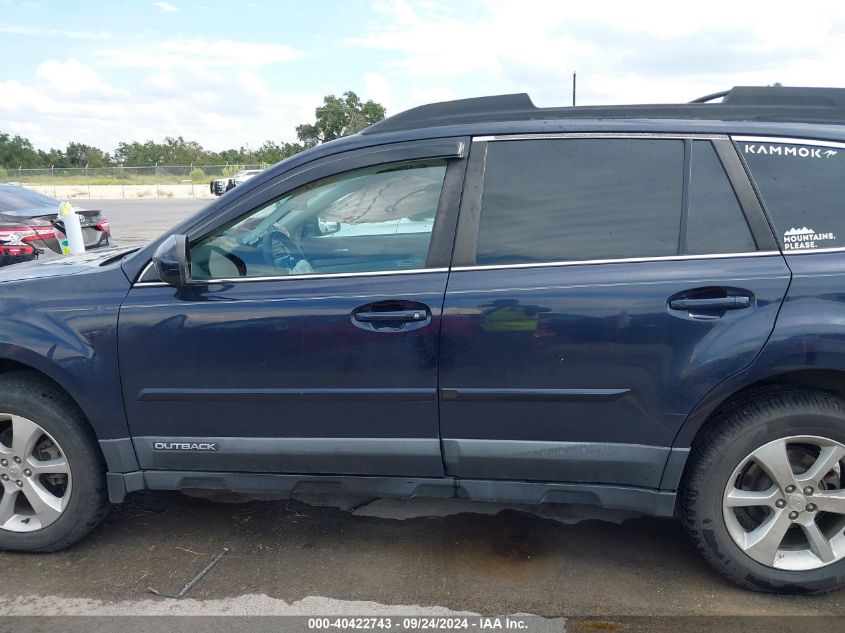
{"left": 0, "top": 413, "right": 72, "bottom": 532}
{"left": 723, "top": 435, "right": 845, "bottom": 571}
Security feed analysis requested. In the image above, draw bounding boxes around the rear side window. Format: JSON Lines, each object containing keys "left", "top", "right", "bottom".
{"left": 476, "top": 139, "right": 683, "bottom": 264}
{"left": 740, "top": 139, "right": 843, "bottom": 251}
{"left": 686, "top": 141, "right": 756, "bottom": 255}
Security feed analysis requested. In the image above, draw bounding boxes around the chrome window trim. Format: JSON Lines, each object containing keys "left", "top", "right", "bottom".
{"left": 473, "top": 132, "right": 729, "bottom": 142}
{"left": 450, "top": 251, "right": 781, "bottom": 273}
{"left": 733, "top": 135, "right": 845, "bottom": 150}
{"left": 133, "top": 252, "right": 790, "bottom": 287}
{"left": 133, "top": 266, "right": 449, "bottom": 287}
{"left": 782, "top": 246, "right": 845, "bottom": 256}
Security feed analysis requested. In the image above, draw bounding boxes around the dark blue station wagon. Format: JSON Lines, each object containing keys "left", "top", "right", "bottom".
{"left": 2, "top": 86, "right": 845, "bottom": 594}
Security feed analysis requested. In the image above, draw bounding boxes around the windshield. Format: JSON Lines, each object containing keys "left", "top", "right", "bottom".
{"left": 0, "top": 187, "right": 58, "bottom": 212}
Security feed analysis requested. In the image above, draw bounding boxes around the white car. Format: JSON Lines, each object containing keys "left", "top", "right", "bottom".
{"left": 226, "top": 169, "right": 263, "bottom": 192}
{"left": 209, "top": 170, "right": 263, "bottom": 196}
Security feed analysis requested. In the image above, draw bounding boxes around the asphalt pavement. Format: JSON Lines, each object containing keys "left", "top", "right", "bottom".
{"left": 101, "top": 197, "right": 208, "bottom": 247}
{"left": 2, "top": 198, "right": 844, "bottom": 621}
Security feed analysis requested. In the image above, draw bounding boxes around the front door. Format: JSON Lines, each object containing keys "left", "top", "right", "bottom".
{"left": 439, "top": 135, "right": 791, "bottom": 488}
{"left": 118, "top": 140, "right": 467, "bottom": 476}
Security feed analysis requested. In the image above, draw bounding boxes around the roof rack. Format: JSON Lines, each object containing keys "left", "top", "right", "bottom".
{"left": 688, "top": 90, "right": 730, "bottom": 104}
{"left": 362, "top": 86, "right": 845, "bottom": 135}
{"left": 693, "top": 86, "right": 845, "bottom": 108}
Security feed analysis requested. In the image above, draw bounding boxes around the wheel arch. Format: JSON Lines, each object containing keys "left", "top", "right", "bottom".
{"left": 662, "top": 367, "right": 845, "bottom": 490}
{"left": 0, "top": 355, "right": 137, "bottom": 474}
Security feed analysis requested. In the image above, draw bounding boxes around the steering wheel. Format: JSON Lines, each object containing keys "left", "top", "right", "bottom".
{"left": 261, "top": 230, "right": 307, "bottom": 271}
{"left": 207, "top": 244, "right": 247, "bottom": 277}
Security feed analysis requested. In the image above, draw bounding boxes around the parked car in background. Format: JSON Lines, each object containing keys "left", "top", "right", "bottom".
{"left": 210, "top": 170, "right": 264, "bottom": 196}
{"left": 210, "top": 176, "right": 228, "bottom": 196}
{"left": 4, "top": 86, "right": 845, "bottom": 595}
{"left": 0, "top": 185, "right": 113, "bottom": 266}
{"left": 226, "top": 169, "right": 263, "bottom": 192}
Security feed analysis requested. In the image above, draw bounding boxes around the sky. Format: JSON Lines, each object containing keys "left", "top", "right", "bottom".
{"left": 2, "top": 0, "right": 845, "bottom": 154}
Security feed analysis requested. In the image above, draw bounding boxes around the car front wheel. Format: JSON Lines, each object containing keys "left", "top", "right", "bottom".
{"left": 0, "top": 371, "right": 108, "bottom": 551}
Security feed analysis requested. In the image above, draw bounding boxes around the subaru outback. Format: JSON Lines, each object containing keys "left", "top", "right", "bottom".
{"left": 1, "top": 85, "right": 845, "bottom": 594}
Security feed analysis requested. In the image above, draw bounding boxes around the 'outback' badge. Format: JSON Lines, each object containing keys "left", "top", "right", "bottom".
{"left": 153, "top": 441, "right": 218, "bottom": 451}
{"left": 783, "top": 227, "right": 837, "bottom": 250}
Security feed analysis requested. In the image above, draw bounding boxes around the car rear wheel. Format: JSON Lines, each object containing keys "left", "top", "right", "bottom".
{"left": 0, "top": 371, "right": 108, "bottom": 551}
{"left": 682, "top": 389, "right": 845, "bottom": 594}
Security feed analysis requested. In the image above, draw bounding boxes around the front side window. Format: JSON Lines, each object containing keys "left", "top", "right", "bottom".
{"left": 740, "top": 138, "right": 844, "bottom": 252}
{"left": 476, "top": 139, "right": 684, "bottom": 265}
{"left": 190, "top": 160, "right": 447, "bottom": 279}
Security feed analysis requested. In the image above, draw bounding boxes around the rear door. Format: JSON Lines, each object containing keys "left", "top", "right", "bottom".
{"left": 118, "top": 139, "right": 467, "bottom": 476}
{"left": 439, "top": 134, "right": 791, "bottom": 488}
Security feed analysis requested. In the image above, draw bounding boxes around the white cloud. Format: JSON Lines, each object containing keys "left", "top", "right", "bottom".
{"left": 363, "top": 73, "right": 394, "bottom": 109}
{"left": 0, "top": 24, "right": 110, "bottom": 39}
{"left": 6, "top": 0, "right": 845, "bottom": 155}
{"left": 0, "top": 54, "right": 319, "bottom": 154}
{"left": 98, "top": 37, "right": 303, "bottom": 69}
{"left": 350, "top": 0, "right": 845, "bottom": 108}
{"left": 35, "top": 59, "right": 113, "bottom": 95}
{"left": 152, "top": 1, "right": 179, "bottom": 12}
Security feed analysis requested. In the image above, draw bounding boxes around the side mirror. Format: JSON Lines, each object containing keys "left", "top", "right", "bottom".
{"left": 152, "top": 234, "right": 190, "bottom": 287}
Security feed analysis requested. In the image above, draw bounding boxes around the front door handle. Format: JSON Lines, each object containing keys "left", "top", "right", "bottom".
{"left": 669, "top": 296, "right": 751, "bottom": 311}
{"left": 354, "top": 309, "right": 426, "bottom": 323}
{"left": 351, "top": 300, "right": 432, "bottom": 332}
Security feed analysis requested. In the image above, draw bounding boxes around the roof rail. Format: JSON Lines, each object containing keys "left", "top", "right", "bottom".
{"left": 362, "top": 86, "right": 845, "bottom": 135}
{"left": 721, "top": 86, "right": 845, "bottom": 108}
{"left": 689, "top": 90, "right": 730, "bottom": 103}
{"left": 362, "top": 93, "right": 537, "bottom": 135}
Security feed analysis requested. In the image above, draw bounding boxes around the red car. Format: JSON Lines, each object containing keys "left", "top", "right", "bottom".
{"left": 0, "top": 184, "right": 113, "bottom": 266}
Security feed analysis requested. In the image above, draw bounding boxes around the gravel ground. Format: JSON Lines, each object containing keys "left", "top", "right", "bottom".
{"left": 2, "top": 491, "right": 844, "bottom": 618}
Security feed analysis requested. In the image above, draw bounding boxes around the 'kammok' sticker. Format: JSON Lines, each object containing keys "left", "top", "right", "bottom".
{"left": 783, "top": 227, "right": 837, "bottom": 250}
{"left": 743, "top": 144, "right": 838, "bottom": 159}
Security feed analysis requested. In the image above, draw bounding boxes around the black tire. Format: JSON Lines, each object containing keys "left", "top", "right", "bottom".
{"left": 681, "top": 388, "right": 845, "bottom": 594}
{"left": 0, "top": 371, "right": 108, "bottom": 551}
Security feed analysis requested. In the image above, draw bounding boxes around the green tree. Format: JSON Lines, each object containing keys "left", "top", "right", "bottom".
{"left": 64, "top": 142, "right": 111, "bottom": 167}
{"left": 37, "top": 148, "right": 65, "bottom": 167}
{"left": 0, "top": 90, "right": 386, "bottom": 170}
{"left": 0, "top": 133, "right": 42, "bottom": 168}
{"left": 218, "top": 148, "right": 246, "bottom": 165}
{"left": 296, "top": 91, "right": 386, "bottom": 148}
{"left": 114, "top": 136, "right": 220, "bottom": 166}
{"left": 114, "top": 140, "right": 163, "bottom": 166}
{"left": 254, "top": 140, "right": 305, "bottom": 165}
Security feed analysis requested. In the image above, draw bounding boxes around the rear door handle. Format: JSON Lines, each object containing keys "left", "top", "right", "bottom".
{"left": 354, "top": 309, "right": 427, "bottom": 323}
{"left": 668, "top": 296, "right": 751, "bottom": 311}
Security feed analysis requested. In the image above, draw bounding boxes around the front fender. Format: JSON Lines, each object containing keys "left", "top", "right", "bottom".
{"left": 0, "top": 266, "right": 132, "bottom": 446}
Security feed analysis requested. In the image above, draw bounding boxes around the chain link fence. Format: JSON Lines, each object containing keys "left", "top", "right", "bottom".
{"left": 0, "top": 164, "right": 266, "bottom": 199}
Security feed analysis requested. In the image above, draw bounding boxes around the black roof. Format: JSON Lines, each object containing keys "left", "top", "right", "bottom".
{"left": 362, "top": 86, "right": 845, "bottom": 135}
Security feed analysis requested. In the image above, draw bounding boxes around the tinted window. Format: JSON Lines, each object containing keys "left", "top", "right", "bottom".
{"left": 191, "top": 160, "right": 446, "bottom": 279}
{"left": 741, "top": 139, "right": 843, "bottom": 251}
{"left": 0, "top": 186, "right": 57, "bottom": 212}
{"left": 686, "top": 141, "right": 756, "bottom": 255}
{"left": 476, "top": 139, "right": 683, "bottom": 264}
